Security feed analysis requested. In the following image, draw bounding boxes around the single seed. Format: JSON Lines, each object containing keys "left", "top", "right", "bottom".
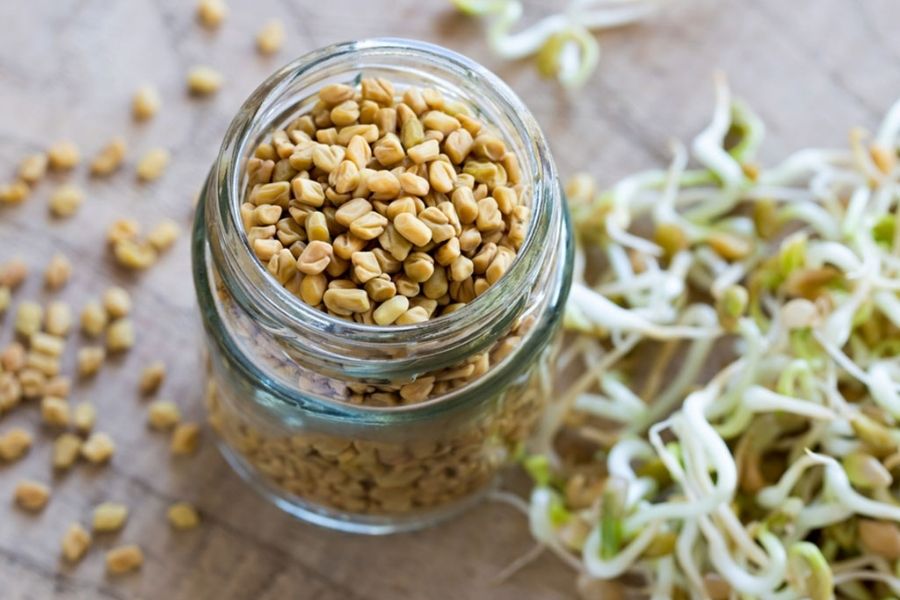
{"left": 90, "top": 138, "right": 126, "bottom": 176}
{"left": 15, "top": 301, "right": 43, "bottom": 337}
{"left": 171, "top": 422, "right": 201, "bottom": 455}
{"left": 107, "top": 218, "right": 140, "bottom": 245}
{"left": 45, "top": 301, "right": 72, "bottom": 337}
{"left": 73, "top": 402, "right": 96, "bottom": 433}
{"left": 428, "top": 160, "right": 457, "bottom": 194}
{"left": 132, "top": 85, "right": 161, "bottom": 121}
{"left": 396, "top": 306, "right": 429, "bottom": 325}
{"left": 81, "top": 432, "right": 115, "bottom": 463}
{"left": 49, "top": 185, "right": 84, "bottom": 218}
{"left": 31, "top": 333, "right": 65, "bottom": 357}
{"left": 187, "top": 66, "right": 223, "bottom": 95}
{"left": 351, "top": 251, "right": 382, "bottom": 283}
{"left": 106, "top": 545, "right": 143, "bottom": 575}
{"left": 0, "top": 258, "right": 28, "bottom": 289}
{"left": 18, "top": 153, "right": 48, "bottom": 184}
{"left": 14, "top": 480, "right": 50, "bottom": 511}
{"left": 297, "top": 240, "right": 333, "bottom": 275}
{"left": 299, "top": 273, "right": 327, "bottom": 305}
{"left": 47, "top": 141, "right": 80, "bottom": 171}
{"left": 136, "top": 148, "right": 170, "bottom": 181}
{"left": 443, "top": 128, "right": 474, "bottom": 164}
{"left": 53, "top": 433, "right": 82, "bottom": 470}
{"left": 77, "top": 346, "right": 105, "bottom": 378}
{"left": 106, "top": 318, "right": 135, "bottom": 352}
{"left": 472, "top": 134, "right": 507, "bottom": 161}
{"left": 0, "top": 181, "right": 29, "bottom": 204}
{"left": 0, "top": 428, "right": 32, "bottom": 462}
{"left": 372, "top": 295, "right": 409, "bottom": 325}
{"left": 305, "top": 211, "right": 331, "bottom": 242}
{"left": 407, "top": 139, "right": 440, "bottom": 164}
{"left": 148, "top": 400, "right": 181, "bottom": 430}
{"left": 394, "top": 213, "right": 432, "bottom": 247}
{"left": 334, "top": 197, "right": 372, "bottom": 227}
{"left": 93, "top": 502, "right": 129, "bottom": 532}
{"left": 103, "top": 287, "right": 131, "bottom": 318}
{"left": 61, "top": 523, "right": 92, "bottom": 563}
{"left": 44, "top": 253, "right": 71, "bottom": 290}
{"left": 168, "top": 502, "right": 200, "bottom": 529}
{"left": 45, "top": 375, "right": 70, "bottom": 398}
{"left": 349, "top": 211, "right": 388, "bottom": 241}
{"left": 318, "top": 84, "right": 354, "bottom": 106}
{"left": 403, "top": 252, "right": 435, "bottom": 283}
{"left": 41, "top": 396, "right": 70, "bottom": 427}
{"left": 256, "top": 19, "right": 285, "bottom": 55}
{"left": 147, "top": 219, "right": 180, "bottom": 251}
{"left": 361, "top": 77, "right": 394, "bottom": 105}
{"left": 196, "top": 0, "right": 227, "bottom": 28}
{"left": 707, "top": 231, "right": 753, "bottom": 261}
{"left": 113, "top": 238, "right": 158, "bottom": 269}
{"left": 323, "top": 288, "right": 370, "bottom": 314}
{"left": 81, "top": 301, "right": 108, "bottom": 337}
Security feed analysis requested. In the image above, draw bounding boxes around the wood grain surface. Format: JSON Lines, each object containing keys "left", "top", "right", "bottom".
{"left": 1, "top": 1, "right": 898, "bottom": 598}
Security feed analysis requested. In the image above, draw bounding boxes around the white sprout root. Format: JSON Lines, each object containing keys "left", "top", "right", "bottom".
{"left": 450, "top": 0, "right": 668, "bottom": 88}
{"left": 514, "top": 77, "right": 900, "bottom": 598}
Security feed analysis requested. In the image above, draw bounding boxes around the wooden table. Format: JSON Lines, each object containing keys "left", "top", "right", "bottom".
{"left": 1, "top": 1, "right": 898, "bottom": 598}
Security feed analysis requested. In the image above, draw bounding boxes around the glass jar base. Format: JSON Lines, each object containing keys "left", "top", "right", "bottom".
{"left": 216, "top": 441, "right": 495, "bottom": 535}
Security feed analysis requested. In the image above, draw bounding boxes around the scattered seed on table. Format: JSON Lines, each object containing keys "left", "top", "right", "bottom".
{"left": 187, "top": 66, "right": 223, "bottom": 96}
{"left": 73, "top": 402, "right": 96, "bottom": 433}
{"left": 171, "top": 422, "right": 200, "bottom": 455}
{"left": 148, "top": 400, "right": 181, "bottom": 430}
{"left": 196, "top": 0, "right": 227, "bottom": 28}
{"left": 136, "top": 147, "right": 170, "bottom": 181}
{"left": 14, "top": 480, "right": 50, "bottom": 511}
{"left": 90, "top": 137, "right": 126, "bottom": 177}
{"left": 47, "top": 140, "right": 80, "bottom": 171}
{"left": 44, "top": 253, "right": 72, "bottom": 290}
{"left": 0, "top": 427, "right": 32, "bottom": 462}
{"left": 14, "top": 301, "right": 43, "bottom": 337}
{"left": 77, "top": 346, "right": 105, "bottom": 378}
{"left": 45, "top": 301, "right": 73, "bottom": 337}
{"left": 102, "top": 286, "right": 131, "bottom": 318}
{"left": 167, "top": 502, "right": 200, "bottom": 529}
{"left": 49, "top": 184, "right": 85, "bottom": 218}
{"left": 45, "top": 375, "right": 71, "bottom": 398}
{"left": 0, "top": 258, "right": 28, "bottom": 289}
{"left": 256, "top": 19, "right": 284, "bottom": 55}
{"left": 61, "top": 523, "right": 91, "bottom": 563}
{"left": 81, "top": 432, "right": 114, "bottom": 463}
{"left": 41, "top": 396, "right": 70, "bottom": 427}
{"left": 81, "top": 301, "right": 108, "bottom": 337}
{"left": 18, "top": 153, "right": 47, "bottom": 184}
{"left": 106, "top": 318, "right": 135, "bottom": 352}
{"left": 106, "top": 544, "right": 143, "bottom": 575}
{"left": 132, "top": 84, "right": 161, "bottom": 121}
{"left": 0, "top": 287, "right": 9, "bottom": 314}
{"left": 147, "top": 219, "right": 180, "bottom": 251}
{"left": 113, "top": 238, "right": 158, "bottom": 269}
{"left": 139, "top": 361, "right": 166, "bottom": 394}
{"left": 107, "top": 219, "right": 140, "bottom": 245}
{"left": 0, "top": 181, "right": 29, "bottom": 204}
{"left": 52, "top": 433, "right": 82, "bottom": 470}
{"left": 93, "top": 502, "right": 129, "bottom": 532}
{"left": 31, "top": 333, "right": 65, "bottom": 357}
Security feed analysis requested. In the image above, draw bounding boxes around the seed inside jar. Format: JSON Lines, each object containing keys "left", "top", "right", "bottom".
{"left": 241, "top": 78, "right": 528, "bottom": 323}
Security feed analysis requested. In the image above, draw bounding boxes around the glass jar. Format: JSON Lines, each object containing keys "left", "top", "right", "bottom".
{"left": 192, "top": 38, "right": 572, "bottom": 534}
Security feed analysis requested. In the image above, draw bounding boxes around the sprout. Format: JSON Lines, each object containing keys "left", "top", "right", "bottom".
{"left": 788, "top": 542, "right": 835, "bottom": 600}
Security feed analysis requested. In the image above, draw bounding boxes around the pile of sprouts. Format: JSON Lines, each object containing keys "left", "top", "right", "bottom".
{"left": 506, "top": 76, "right": 900, "bottom": 599}
{"left": 450, "top": 0, "right": 668, "bottom": 88}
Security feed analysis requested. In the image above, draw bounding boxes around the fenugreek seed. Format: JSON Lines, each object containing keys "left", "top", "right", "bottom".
{"left": 291, "top": 178, "right": 325, "bottom": 208}
{"left": 464, "top": 160, "right": 506, "bottom": 188}
{"left": 449, "top": 255, "right": 475, "bottom": 282}
{"left": 707, "top": 231, "right": 753, "bottom": 261}
{"left": 47, "top": 140, "right": 81, "bottom": 171}
{"left": 348, "top": 211, "right": 388, "bottom": 241}
{"left": 0, "top": 343, "right": 24, "bottom": 372}
{"left": 443, "top": 128, "right": 474, "bottom": 164}
{"left": 859, "top": 519, "right": 900, "bottom": 560}
{"left": 0, "top": 286, "right": 8, "bottom": 315}
{"left": 429, "top": 160, "right": 456, "bottom": 194}
{"left": 196, "top": 0, "right": 227, "bottom": 28}
{"left": 419, "top": 206, "right": 455, "bottom": 243}
{"left": 106, "top": 545, "right": 143, "bottom": 575}
{"left": 114, "top": 239, "right": 158, "bottom": 269}
{"left": 375, "top": 107, "right": 397, "bottom": 135}
{"left": 256, "top": 19, "right": 285, "bottom": 55}
{"left": 330, "top": 100, "right": 360, "bottom": 128}
{"left": 323, "top": 288, "right": 370, "bottom": 314}
{"left": 501, "top": 152, "right": 521, "bottom": 185}
{"left": 351, "top": 251, "right": 382, "bottom": 283}
{"left": 77, "top": 346, "right": 105, "bottom": 378}
{"left": 82, "top": 432, "right": 115, "bottom": 463}
{"left": 0, "top": 374, "right": 21, "bottom": 413}
{"left": 422, "top": 110, "right": 461, "bottom": 135}
{"left": 106, "top": 318, "right": 135, "bottom": 352}
{"left": 296, "top": 240, "right": 333, "bottom": 275}
{"left": 367, "top": 171, "right": 401, "bottom": 199}
{"left": 410, "top": 296, "right": 438, "bottom": 317}
{"left": 73, "top": 402, "right": 96, "bottom": 433}
{"left": 136, "top": 147, "right": 170, "bottom": 181}
{"left": 41, "top": 396, "right": 69, "bottom": 427}
{"left": 148, "top": 400, "right": 181, "bottom": 430}
{"left": 107, "top": 218, "right": 140, "bottom": 245}
{"left": 253, "top": 238, "right": 282, "bottom": 262}
{"left": 171, "top": 422, "right": 201, "bottom": 455}
{"left": 396, "top": 173, "right": 427, "bottom": 197}
{"left": 318, "top": 83, "right": 354, "bottom": 106}
{"left": 434, "top": 237, "right": 461, "bottom": 266}
{"left": 450, "top": 277, "right": 476, "bottom": 302}
{"left": 267, "top": 248, "right": 295, "bottom": 284}
{"left": 384, "top": 197, "right": 417, "bottom": 222}
{"left": 251, "top": 182, "right": 291, "bottom": 208}
{"left": 14, "top": 480, "right": 50, "bottom": 511}
{"left": 135, "top": 361, "right": 166, "bottom": 396}
{"left": 451, "top": 186, "right": 479, "bottom": 225}
{"left": 336, "top": 124, "right": 379, "bottom": 146}
{"left": 53, "top": 433, "right": 82, "bottom": 470}
{"left": 493, "top": 186, "right": 518, "bottom": 214}
{"left": 49, "top": 184, "right": 84, "bottom": 218}
{"left": 395, "top": 274, "right": 420, "bottom": 298}
{"left": 402, "top": 87, "right": 428, "bottom": 114}
{"left": 18, "top": 153, "right": 47, "bottom": 184}
{"left": 332, "top": 197, "right": 370, "bottom": 227}
{"left": 132, "top": 85, "right": 161, "bottom": 121}
{"left": 472, "top": 134, "right": 507, "bottom": 161}
{"left": 403, "top": 252, "right": 435, "bottom": 283}
{"left": 474, "top": 277, "right": 490, "bottom": 296}
{"left": 15, "top": 301, "right": 42, "bottom": 337}
{"left": 311, "top": 144, "right": 342, "bottom": 173}
{"left": 394, "top": 213, "right": 432, "bottom": 246}
{"left": 370, "top": 295, "right": 408, "bottom": 326}
{"left": 396, "top": 306, "right": 429, "bottom": 325}
{"left": 423, "top": 266, "right": 449, "bottom": 299}
{"left": 102, "top": 287, "right": 131, "bottom": 318}
{"left": 90, "top": 138, "right": 126, "bottom": 176}
{"left": 361, "top": 77, "right": 394, "bottom": 105}
{"left": 26, "top": 351, "right": 60, "bottom": 377}
{"left": 147, "top": 219, "right": 181, "bottom": 251}
{"left": 0, "top": 258, "right": 27, "bottom": 289}
{"left": 0, "top": 181, "right": 29, "bottom": 204}
{"left": 31, "top": 333, "right": 65, "bottom": 357}
{"left": 187, "top": 65, "right": 223, "bottom": 95}
{"left": 299, "top": 273, "right": 327, "bottom": 305}
{"left": 472, "top": 245, "right": 497, "bottom": 276}
{"left": 407, "top": 139, "right": 440, "bottom": 164}
{"left": 476, "top": 197, "right": 504, "bottom": 232}
{"left": 421, "top": 87, "right": 444, "bottom": 110}
{"left": 0, "top": 428, "right": 32, "bottom": 462}
{"left": 486, "top": 246, "right": 515, "bottom": 284}
{"left": 168, "top": 502, "right": 200, "bottom": 529}
{"left": 18, "top": 369, "right": 46, "bottom": 399}
{"left": 44, "top": 253, "right": 71, "bottom": 290}
{"left": 45, "top": 376, "right": 70, "bottom": 398}
{"left": 359, "top": 99, "right": 380, "bottom": 124}
{"left": 366, "top": 278, "right": 397, "bottom": 303}
{"left": 61, "top": 523, "right": 92, "bottom": 563}
{"left": 373, "top": 134, "right": 406, "bottom": 166}
{"left": 81, "top": 301, "right": 108, "bottom": 336}
{"left": 44, "top": 301, "right": 71, "bottom": 337}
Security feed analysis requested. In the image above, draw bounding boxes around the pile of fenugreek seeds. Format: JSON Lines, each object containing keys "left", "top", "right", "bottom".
{"left": 242, "top": 79, "right": 529, "bottom": 323}
{"left": 0, "top": 0, "right": 287, "bottom": 578}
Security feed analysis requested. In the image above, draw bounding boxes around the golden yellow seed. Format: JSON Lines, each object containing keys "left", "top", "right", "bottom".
{"left": 44, "top": 253, "right": 71, "bottom": 290}
{"left": 361, "top": 77, "right": 394, "bottom": 105}
{"left": 332, "top": 233, "right": 366, "bottom": 260}
{"left": 428, "top": 160, "right": 456, "bottom": 194}
{"left": 14, "top": 480, "right": 50, "bottom": 511}
{"left": 15, "top": 301, "right": 43, "bottom": 337}
{"left": 18, "top": 368, "right": 46, "bottom": 399}
{"left": 1, "top": 343, "right": 26, "bottom": 372}
{"left": 395, "top": 306, "right": 429, "bottom": 325}
{"left": 113, "top": 238, "right": 158, "bottom": 269}
{"left": 449, "top": 255, "right": 474, "bottom": 282}
{"left": 323, "top": 288, "right": 370, "bottom": 315}
{"left": 106, "top": 545, "right": 143, "bottom": 575}
{"left": 372, "top": 295, "right": 409, "bottom": 326}
{"left": 53, "top": 433, "right": 82, "bottom": 470}
{"left": 859, "top": 519, "right": 900, "bottom": 560}
{"left": 61, "top": 523, "right": 92, "bottom": 563}
{"left": 148, "top": 400, "right": 181, "bottom": 430}
{"left": 351, "top": 251, "right": 382, "bottom": 283}
{"left": 407, "top": 139, "right": 440, "bottom": 164}
{"left": 443, "top": 128, "right": 474, "bottom": 164}
{"left": 171, "top": 422, "right": 201, "bottom": 455}
{"left": 72, "top": 402, "right": 95, "bottom": 434}
{"left": 486, "top": 247, "right": 515, "bottom": 284}
{"left": 45, "top": 300, "right": 72, "bottom": 337}
{"left": 196, "top": 0, "right": 227, "bottom": 28}
{"left": 81, "top": 432, "right": 115, "bottom": 463}
{"left": 90, "top": 137, "right": 126, "bottom": 176}
{"left": 41, "top": 396, "right": 70, "bottom": 427}
{"left": 107, "top": 218, "right": 141, "bottom": 245}
{"left": 187, "top": 66, "right": 223, "bottom": 96}
{"left": 49, "top": 184, "right": 84, "bottom": 218}
{"left": 47, "top": 140, "right": 81, "bottom": 171}
{"left": 80, "top": 301, "right": 108, "bottom": 337}
{"left": 31, "top": 333, "right": 65, "bottom": 357}
{"left": 296, "top": 240, "right": 333, "bottom": 275}
{"left": 0, "top": 181, "right": 30, "bottom": 204}
{"left": 256, "top": 19, "right": 285, "bottom": 55}
{"left": 0, "top": 257, "right": 28, "bottom": 289}
{"left": 476, "top": 197, "right": 504, "bottom": 232}
{"left": 93, "top": 502, "right": 129, "bottom": 532}
{"left": 472, "top": 134, "right": 507, "bottom": 161}
{"left": 103, "top": 287, "right": 131, "bottom": 318}
{"left": 403, "top": 252, "right": 435, "bottom": 283}
{"left": 147, "top": 219, "right": 180, "bottom": 251}
{"left": 44, "top": 375, "right": 70, "bottom": 398}
{"left": 0, "top": 427, "right": 32, "bottom": 462}
{"left": 299, "top": 273, "right": 327, "bottom": 305}
{"left": 132, "top": 85, "right": 161, "bottom": 121}
{"left": 311, "top": 144, "right": 343, "bottom": 173}
{"left": 330, "top": 160, "right": 360, "bottom": 194}
{"left": 77, "top": 346, "right": 105, "bottom": 378}
{"left": 26, "top": 351, "right": 60, "bottom": 377}
{"left": 393, "top": 213, "right": 432, "bottom": 247}
{"left": 106, "top": 318, "right": 135, "bottom": 352}
{"left": 707, "top": 231, "right": 754, "bottom": 261}
{"left": 167, "top": 502, "right": 200, "bottom": 529}
{"left": 136, "top": 147, "right": 170, "bottom": 182}
{"left": 318, "top": 83, "right": 354, "bottom": 106}
{"left": 18, "top": 153, "right": 48, "bottom": 184}
{"left": 346, "top": 211, "right": 387, "bottom": 241}
{"left": 304, "top": 211, "right": 330, "bottom": 243}
{"left": 253, "top": 238, "right": 282, "bottom": 262}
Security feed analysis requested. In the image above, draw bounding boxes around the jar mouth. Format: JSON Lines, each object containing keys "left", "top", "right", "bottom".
{"left": 208, "top": 38, "right": 556, "bottom": 349}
